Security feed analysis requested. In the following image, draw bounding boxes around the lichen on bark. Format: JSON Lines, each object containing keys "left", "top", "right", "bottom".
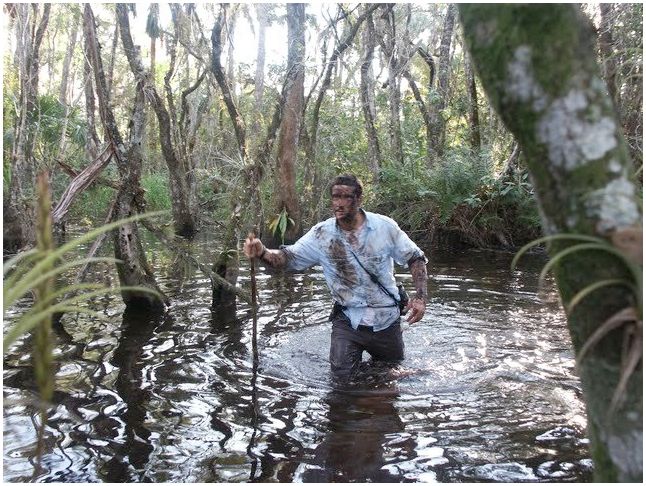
{"left": 460, "top": 4, "right": 642, "bottom": 482}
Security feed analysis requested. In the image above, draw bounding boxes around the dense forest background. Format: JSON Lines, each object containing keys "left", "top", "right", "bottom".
{"left": 4, "top": 3, "right": 641, "bottom": 254}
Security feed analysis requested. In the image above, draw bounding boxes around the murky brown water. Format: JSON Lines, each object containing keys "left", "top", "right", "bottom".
{"left": 3, "top": 230, "right": 592, "bottom": 482}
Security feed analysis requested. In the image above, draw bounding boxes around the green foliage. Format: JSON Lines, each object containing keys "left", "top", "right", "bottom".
{"left": 369, "top": 162, "right": 435, "bottom": 233}
{"left": 69, "top": 185, "right": 114, "bottom": 223}
{"left": 33, "top": 95, "right": 87, "bottom": 152}
{"left": 142, "top": 173, "right": 172, "bottom": 211}
{"left": 426, "top": 149, "right": 489, "bottom": 223}
{"left": 268, "top": 208, "right": 295, "bottom": 245}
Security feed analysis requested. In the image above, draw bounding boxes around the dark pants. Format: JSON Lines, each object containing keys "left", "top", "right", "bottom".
{"left": 329, "top": 307, "right": 404, "bottom": 380}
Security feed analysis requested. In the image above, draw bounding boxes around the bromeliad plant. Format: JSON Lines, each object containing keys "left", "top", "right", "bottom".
{"left": 512, "top": 230, "right": 642, "bottom": 413}
{"left": 3, "top": 173, "right": 164, "bottom": 465}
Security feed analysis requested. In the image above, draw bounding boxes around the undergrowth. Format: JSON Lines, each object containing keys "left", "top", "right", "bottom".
{"left": 370, "top": 148, "right": 541, "bottom": 248}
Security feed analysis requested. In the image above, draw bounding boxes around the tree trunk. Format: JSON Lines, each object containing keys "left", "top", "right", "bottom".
{"left": 253, "top": 3, "right": 268, "bottom": 135}
{"left": 4, "top": 3, "right": 51, "bottom": 253}
{"left": 226, "top": 7, "right": 237, "bottom": 99}
{"left": 57, "top": 7, "right": 81, "bottom": 157}
{"left": 116, "top": 4, "right": 197, "bottom": 238}
{"left": 460, "top": 5, "right": 642, "bottom": 482}
{"left": 379, "top": 6, "right": 404, "bottom": 165}
{"left": 106, "top": 22, "right": 119, "bottom": 98}
{"left": 429, "top": 4, "right": 456, "bottom": 161}
{"left": 464, "top": 50, "right": 481, "bottom": 153}
{"left": 211, "top": 5, "right": 247, "bottom": 160}
{"left": 415, "top": 46, "right": 436, "bottom": 168}
{"left": 84, "top": 4, "right": 166, "bottom": 311}
{"left": 209, "top": 4, "right": 252, "bottom": 307}
{"left": 58, "top": 8, "right": 80, "bottom": 106}
{"left": 360, "top": 8, "right": 381, "bottom": 179}
{"left": 52, "top": 145, "right": 113, "bottom": 226}
{"left": 83, "top": 38, "right": 100, "bottom": 163}
{"left": 271, "top": 2, "right": 305, "bottom": 245}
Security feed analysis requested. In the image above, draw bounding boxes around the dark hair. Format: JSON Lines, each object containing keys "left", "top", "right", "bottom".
{"left": 330, "top": 174, "right": 363, "bottom": 199}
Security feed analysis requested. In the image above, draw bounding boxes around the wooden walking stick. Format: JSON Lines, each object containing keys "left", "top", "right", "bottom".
{"left": 248, "top": 231, "right": 259, "bottom": 309}
{"left": 247, "top": 231, "right": 259, "bottom": 365}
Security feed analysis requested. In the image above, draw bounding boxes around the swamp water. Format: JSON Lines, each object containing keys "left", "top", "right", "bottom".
{"left": 3, "top": 230, "right": 592, "bottom": 482}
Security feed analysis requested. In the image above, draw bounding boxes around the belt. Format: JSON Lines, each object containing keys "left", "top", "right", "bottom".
{"left": 356, "top": 324, "right": 375, "bottom": 332}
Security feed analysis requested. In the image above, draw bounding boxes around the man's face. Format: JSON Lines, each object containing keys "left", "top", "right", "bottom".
{"left": 331, "top": 184, "right": 361, "bottom": 223}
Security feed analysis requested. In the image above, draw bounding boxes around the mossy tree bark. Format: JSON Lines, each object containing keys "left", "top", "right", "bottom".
{"left": 460, "top": 5, "right": 642, "bottom": 482}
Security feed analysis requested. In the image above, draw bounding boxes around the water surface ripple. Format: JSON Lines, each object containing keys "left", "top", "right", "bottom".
{"left": 3, "top": 237, "right": 592, "bottom": 482}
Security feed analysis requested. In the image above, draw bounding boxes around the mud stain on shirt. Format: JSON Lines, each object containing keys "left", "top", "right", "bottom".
{"left": 329, "top": 239, "right": 358, "bottom": 289}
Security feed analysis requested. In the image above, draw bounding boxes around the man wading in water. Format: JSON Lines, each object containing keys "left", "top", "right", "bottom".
{"left": 244, "top": 174, "right": 428, "bottom": 380}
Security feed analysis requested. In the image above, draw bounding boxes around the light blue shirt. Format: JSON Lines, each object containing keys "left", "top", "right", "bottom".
{"left": 282, "top": 210, "right": 426, "bottom": 331}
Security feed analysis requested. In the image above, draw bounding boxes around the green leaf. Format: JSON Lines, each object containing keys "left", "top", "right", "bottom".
{"left": 566, "top": 279, "right": 636, "bottom": 314}
{"left": 511, "top": 233, "right": 605, "bottom": 270}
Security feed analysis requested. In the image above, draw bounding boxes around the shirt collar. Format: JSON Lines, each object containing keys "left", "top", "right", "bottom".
{"left": 361, "top": 209, "right": 375, "bottom": 231}
{"left": 334, "top": 208, "right": 374, "bottom": 232}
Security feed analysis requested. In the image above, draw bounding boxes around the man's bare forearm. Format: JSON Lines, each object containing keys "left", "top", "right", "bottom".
{"left": 409, "top": 258, "right": 428, "bottom": 302}
{"left": 260, "top": 248, "right": 288, "bottom": 269}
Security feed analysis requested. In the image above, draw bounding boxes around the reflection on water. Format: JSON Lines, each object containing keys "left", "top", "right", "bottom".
{"left": 3, "top": 234, "right": 592, "bottom": 482}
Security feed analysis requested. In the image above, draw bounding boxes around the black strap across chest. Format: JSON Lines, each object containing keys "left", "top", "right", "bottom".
{"left": 343, "top": 243, "right": 399, "bottom": 307}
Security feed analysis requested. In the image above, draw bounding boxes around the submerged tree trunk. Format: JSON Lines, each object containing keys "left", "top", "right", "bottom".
{"left": 84, "top": 4, "right": 166, "bottom": 311}
{"left": 460, "top": 5, "right": 642, "bottom": 482}
{"left": 271, "top": 2, "right": 305, "bottom": 245}
{"left": 210, "top": 4, "right": 251, "bottom": 307}
{"left": 4, "top": 4, "right": 51, "bottom": 253}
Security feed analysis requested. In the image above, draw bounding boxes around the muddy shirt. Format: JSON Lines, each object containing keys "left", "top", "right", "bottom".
{"left": 282, "top": 210, "right": 426, "bottom": 331}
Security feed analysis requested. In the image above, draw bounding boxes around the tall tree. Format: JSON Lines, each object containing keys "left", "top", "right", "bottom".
{"left": 252, "top": 3, "right": 270, "bottom": 134}
{"left": 271, "top": 2, "right": 306, "bottom": 244}
{"left": 460, "top": 4, "right": 642, "bottom": 481}
{"left": 464, "top": 50, "right": 481, "bottom": 153}
{"left": 116, "top": 4, "right": 198, "bottom": 238}
{"left": 83, "top": 4, "right": 166, "bottom": 310}
{"left": 303, "top": 4, "right": 380, "bottom": 187}
{"left": 58, "top": 7, "right": 80, "bottom": 107}
{"left": 598, "top": 4, "right": 618, "bottom": 107}
{"left": 378, "top": 5, "right": 405, "bottom": 165}
{"left": 146, "top": 3, "right": 160, "bottom": 78}
{"left": 359, "top": 7, "right": 382, "bottom": 178}
{"left": 428, "top": 4, "right": 456, "bottom": 161}
{"left": 57, "top": 6, "right": 81, "bottom": 157}
{"left": 4, "top": 3, "right": 51, "bottom": 252}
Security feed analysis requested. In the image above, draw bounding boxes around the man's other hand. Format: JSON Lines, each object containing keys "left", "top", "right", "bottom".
{"left": 405, "top": 297, "right": 425, "bottom": 324}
